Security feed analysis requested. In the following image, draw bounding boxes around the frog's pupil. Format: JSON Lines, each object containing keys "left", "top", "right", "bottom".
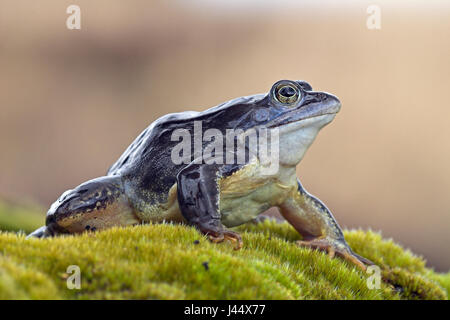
{"left": 279, "top": 86, "right": 296, "bottom": 97}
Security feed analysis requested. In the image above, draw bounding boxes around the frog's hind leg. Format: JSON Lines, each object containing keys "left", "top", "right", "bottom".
{"left": 27, "top": 176, "right": 141, "bottom": 239}
{"left": 278, "top": 179, "right": 373, "bottom": 271}
{"left": 295, "top": 238, "right": 372, "bottom": 271}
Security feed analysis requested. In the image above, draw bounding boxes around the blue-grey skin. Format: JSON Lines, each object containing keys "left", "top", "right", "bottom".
{"left": 28, "top": 80, "right": 372, "bottom": 270}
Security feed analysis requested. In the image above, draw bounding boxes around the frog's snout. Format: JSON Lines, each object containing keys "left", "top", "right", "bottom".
{"left": 320, "top": 92, "right": 341, "bottom": 115}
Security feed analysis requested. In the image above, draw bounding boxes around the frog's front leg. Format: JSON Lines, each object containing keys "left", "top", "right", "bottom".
{"left": 177, "top": 163, "right": 243, "bottom": 250}
{"left": 278, "top": 179, "right": 373, "bottom": 271}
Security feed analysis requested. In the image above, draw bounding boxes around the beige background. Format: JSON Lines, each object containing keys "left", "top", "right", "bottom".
{"left": 0, "top": 1, "right": 449, "bottom": 270}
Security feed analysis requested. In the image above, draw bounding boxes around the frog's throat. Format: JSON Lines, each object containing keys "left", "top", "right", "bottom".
{"left": 277, "top": 114, "right": 336, "bottom": 166}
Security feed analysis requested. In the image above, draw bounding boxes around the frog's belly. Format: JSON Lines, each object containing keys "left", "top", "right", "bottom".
{"left": 135, "top": 178, "right": 291, "bottom": 228}
{"left": 219, "top": 180, "right": 292, "bottom": 227}
{"left": 219, "top": 195, "right": 270, "bottom": 227}
{"left": 136, "top": 187, "right": 271, "bottom": 227}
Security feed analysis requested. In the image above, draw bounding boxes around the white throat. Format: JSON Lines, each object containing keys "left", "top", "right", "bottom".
{"left": 277, "top": 114, "right": 336, "bottom": 166}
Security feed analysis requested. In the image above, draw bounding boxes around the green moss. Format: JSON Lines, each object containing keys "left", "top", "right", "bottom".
{"left": 0, "top": 201, "right": 43, "bottom": 233}
{"left": 0, "top": 256, "right": 60, "bottom": 299}
{"left": 0, "top": 218, "right": 447, "bottom": 300}
{"left": 428, "top": 272, "right": 450, "bottom": 296}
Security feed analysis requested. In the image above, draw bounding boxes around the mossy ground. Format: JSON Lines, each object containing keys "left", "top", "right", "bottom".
{"left": 0, "top": 211, "right": 448, "bottom": 300}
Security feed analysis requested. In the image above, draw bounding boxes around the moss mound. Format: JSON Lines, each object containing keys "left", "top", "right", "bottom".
{"left": 0, "top": 219, "right": 448, "bottom": 300}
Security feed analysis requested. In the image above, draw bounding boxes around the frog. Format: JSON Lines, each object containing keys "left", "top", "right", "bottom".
{"left": 27, "top": 79, "right": 372, "bottom": 270}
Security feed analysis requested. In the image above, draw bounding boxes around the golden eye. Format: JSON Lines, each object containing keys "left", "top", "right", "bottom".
{"left": 275, "top": 84, "right": 300, "bottom": 104}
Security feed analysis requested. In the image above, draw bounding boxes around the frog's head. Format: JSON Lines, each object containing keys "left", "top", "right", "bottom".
{"left": 229, "top": 80, "right": 341, "bottom": 167}
{"left": 266, "top": 80, "right": 341, "bottom": 165}
{"left": 264, "top": 79, "right": 341, "bottom": 128}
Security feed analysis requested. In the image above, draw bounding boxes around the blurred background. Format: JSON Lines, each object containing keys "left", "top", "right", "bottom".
{"left": 0, "top": 0, "right": 449, "bottom": 271}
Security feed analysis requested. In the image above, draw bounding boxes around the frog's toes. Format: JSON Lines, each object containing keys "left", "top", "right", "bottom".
{"left": 223, "top": 230, "right": 243, "bottom": 250}
{"left": 207, "top": 230, "right": 243, "bottom": 250}
{"left": 296, "top": 238, "right": 372, "bottom": 271}
{"left": 26, "top": 226, "right": 50, "bottom": 239}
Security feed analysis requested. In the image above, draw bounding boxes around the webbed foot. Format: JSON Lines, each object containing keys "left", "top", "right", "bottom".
{"left": 207, "top": 230, "right": 243, "bottom": 250}
{"left": 296, "top": 238, "right": 373, "bottom": 271}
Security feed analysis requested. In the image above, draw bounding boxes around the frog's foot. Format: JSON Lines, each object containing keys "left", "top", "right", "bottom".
{"left": 207, "top": 230, "right": 243, "bottom": 250}
{"left": 26, "top": 224, "right": 67, "bottom": 239}
{"left": 26, "top": 226, "right": 51, "bottom": 239}
{"left": 296, "top": 238, "right": 373, "bottom": 271}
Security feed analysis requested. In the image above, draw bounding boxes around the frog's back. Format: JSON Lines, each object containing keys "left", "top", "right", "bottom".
{"left": 107, "top": 95, "right": 261, "bottom": 178}
{"left": 107, "top": 111, "right": 199, "bottom": 177}
{"left": 107, "top": 95, "right": 265, "bottom": 210}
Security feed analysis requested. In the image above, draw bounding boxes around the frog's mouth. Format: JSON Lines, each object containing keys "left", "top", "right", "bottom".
{"left": 267, "top": 92, "right": 341, "bottom": 128}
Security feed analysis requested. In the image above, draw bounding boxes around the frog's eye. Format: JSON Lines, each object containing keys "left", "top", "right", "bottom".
{"left": 274, "top": 84, "right": 300, "bottom": 105}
